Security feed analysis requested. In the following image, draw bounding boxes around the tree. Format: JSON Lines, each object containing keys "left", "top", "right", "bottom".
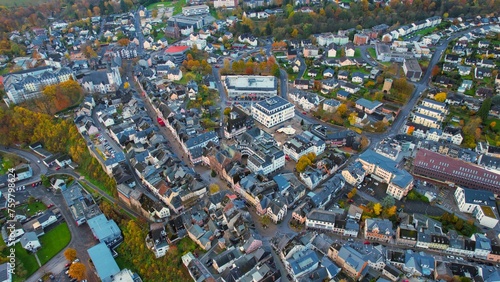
{"left": 381, "top": 195, "right": 395, "bottom": 208}
{"left": 224, "top": 107, "right": 231, "bottom": 115}
{"left": 69, "top": 262, "right": 86, "bottom": 280}
{"left": 64, "top": 248, "right": 77, "bottom": 262}
{"left": 336, "top": 103, "right": 348, "bottom": 117}
{"left": 360, "top": 135, "right": 369, "bottom": 149}
{"left": 434, "top": 92, "right": 447, "bottom": 102}
{"left": 431, "top": 65, "right": 441, "bottom": 77}
{"left": 477, "top": 98, "right": 492, "bottom": 124}
{"left": 348, "top": 112, "right": 358, "bottom": 125}
{"left": 296, "top": 154, "right": 314, "bottom": 172}
{"left": 123, "top": 82, "right": 130, "bottom": 89}
{"left": 490, "top": 121, "right": 497, "bottom": 131}
{"left": 373, "top": 203, "right": 382, "bottom": 215}
{"left": 291, "top": 28, "right": 299, "bottom": 38}
{"left": 152, "top": 10, "right": 158, "bottom": 18}
{"left": 385, "top": 205, "right": 397, "bottom": 217}
{"left": 347, "top": 188, "right": 357, "bottom": 199}
{"left": 209, "top": 184, "right": 220, "bottom": 194}
{"left": 117, "top": 38, "right": 130, "bottom": 46}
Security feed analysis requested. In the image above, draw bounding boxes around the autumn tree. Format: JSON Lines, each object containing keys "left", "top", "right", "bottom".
{"left": 64, "top": 248, "right": 77, "bottom": 262}
{"left": 360, "top": 135, "right": 369, "bottom": 149}
{"left": 434, "top": 92, "right": 447, "bottom": 102}
{"left": 385, "top": 205, "right": 397, "bottom": 217}
{"left": 373, "top": 203, "right": 382, "bottom": 215}
{"left": 117, "top": 38, "right": 130, "bottom": 46}
{"left": 69, "top": 262, "right": 86, "bottom": 280}
{"left": 152, "top": 10, "right": 158, "bottom": 18}
{"left": 209, "top": 184, "right": 220, "bottom": 194}
{"left": 347, "top": 188, "right": 357, "bottom": 199}
{"left": 348, "top": 112, "right": 358, "bottom": 125}
{"left": 296, "top": 153, "right": 315, "bottom": 173}
{"left": 431, "top": 65, "right": 441, "bottom": 77}
{"left": 336, "top": 103, "right": 348, "bottom": 117}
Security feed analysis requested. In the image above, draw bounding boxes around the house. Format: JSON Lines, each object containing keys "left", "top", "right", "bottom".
{"left": 336, "top": 90, "right": 351, "bottom": 100}
{"left": 444, "top": 54, "right": 460, "bottom": 64}
{"left": 345, "top": 43, "right": 355, "bottom": 57}
{"left": 458, "top": 65, "right": 472, "bottom": 76}
{"left": 33, "top": 210, "right": 57, "bottom": 230}
{"left": 322, "top": 99, "right": 341, "bottom": 113}
{"left": 20, "top": 232, "right": 41, "bottom": 251}
{"left": 303, "top": 45, "right": 320, "bottom": 58}
{"left": 323, "top": 68, "right": 335, "bottom": 78}
{"left": 340, "top": 83, "right": 360, "bottom": 94}
{"left": 294, "top": 79, "right": 309, "bottom": 90}
{"left": 364, "top": 218, "right": 394, "bottom": 243}
{"left": 355, "top": 98, "right": 383, "bottom": 114}
{"left": 329, "top": 244, "right": 368, "bottom": 279}
{"left": 337, "top": 70, "right": 349, "bottom": 80}
{"left": 286, "top": 248, "right": 320, "bottom": 280}
{"left": 145, "top": 223, "right": 169, "bottom": 258}
{"left": 351, "top": 72, "right": 364, "bottom": 83}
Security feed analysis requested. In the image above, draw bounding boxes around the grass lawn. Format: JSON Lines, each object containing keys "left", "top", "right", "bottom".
{"left": 0, "top": 153, "right": 24, "bottom": 174}
{"left": 17, "top": 202, "right": 47, "bottom": 217}
{"left": 415, "top": 26, "right": 437, "bottom": 36}
{"left": 487, "top": 118, "right": 500, "bottom": 131}
{"left": 354, "top": 48, "right": 361, "bottom": 58}
{"left": 37, "top": 223, "right": 71, "bottom": 265}
{"left": 9, "top": 244, "right": 40, "bottom": 282}
{"left": 173, "top": 0, "right": 187, "bottom": 15}
{"left": 367, "top": 47, "right": 376, "bottom": 59}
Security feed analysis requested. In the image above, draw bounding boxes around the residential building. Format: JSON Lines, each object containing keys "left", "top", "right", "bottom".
{"left": 251, "top": 96, "right": 295, "bottom": 128}
{"left": 358, "top": 150, "right": 413, "bottom": 200}
{"left": 413, "top": 149, "right": 500, "bottom": 194}
{"left": 224, "top": 75, "right": 277, "bottom": 100}
{"left": 20, "top": 232, "right": 40, "bottom": 251}
{"left": 0, "top": 262, "right": 12, "bottom": 282}
{"left": 329, "top": 244, "right": 368, "bottom": 279}
{"left": 214, "top": 0, "right": 238, "bottom": 8}
{"left": 322, "top": 99, "right": 341, "bottom": 112}
{"left": 238, "top": 128, "right": 285, "bottom": 175}
{"left": 81, "top": 67, "right": 122, "bottom": 94}
{"left": 364, "top": 218, "right": 394, "bottom": 243}
{"left": 3, "top": 66, "right": 75, "bottom": 104}
{"left": 355, "top": 98, "right": 383, "bottom": 114}
{"left": 224, "top": 106, "right": 253, "bottom": 139}
{"left": 403, "top": 59, "right": 423, "bottom": 81}
{"left": 145, "top": 223, "right": 169, "bottom": 258}
{"left": 283, "top": 133, "right": 325, "bottom": 162}
{"left": 454, "top": 187, "right": 499, "bottom": 228}
{"left": 341, "top": 161, "right": 365, "bottom": 186}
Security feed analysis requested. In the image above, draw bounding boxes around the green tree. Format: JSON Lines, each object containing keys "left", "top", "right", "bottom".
{"left": 381, "top": 195, "right": 395, "bottom": 208}
{"left": 477, "top": 98, "right": 492, "bottom": 124}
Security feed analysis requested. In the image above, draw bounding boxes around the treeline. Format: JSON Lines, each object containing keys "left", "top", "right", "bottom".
{"left": 233, "top": 0, "right": 500, "bottom": 40}
{"left": 0, "top": 107, "right": 116, "bottom": 196}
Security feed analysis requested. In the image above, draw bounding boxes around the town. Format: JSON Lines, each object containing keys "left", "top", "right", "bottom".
{"left": 0, "top": 1, "right": 500, "bottom": 282}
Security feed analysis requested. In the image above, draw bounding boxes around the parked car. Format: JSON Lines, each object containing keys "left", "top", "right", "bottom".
{"left": 47, "top": 204, "right": 54, "bottom": 208}
{"left": 55, "top": 167, "right": 61, "bottom": 170}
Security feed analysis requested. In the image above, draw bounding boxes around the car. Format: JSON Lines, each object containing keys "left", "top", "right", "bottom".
{"left": 65, "top": 270, "right": 69, "bottom": 275}
{"left": 32, "top": 183, "right": 36, "bottom": 187}
{"left": 55, "top": 166, "right": 61, "bottom": 170}
{"left": 37, "top": 160, "right": 41, "bottom": 163}
{"left": 73, "top": 258, "right": 80, "bottom": 263}
{"left": 302, "top": 111, "right": 307, "bottom": 115}
{"left": 47, "top": 204, "right": 54, "bottom": 208}
{"left": 348, "top": 199, "right": 354, "bottom": 203}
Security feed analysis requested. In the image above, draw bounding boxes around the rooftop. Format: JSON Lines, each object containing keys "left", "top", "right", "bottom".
{"left": 87, "top": 242, "right": 120, "bottom": 282}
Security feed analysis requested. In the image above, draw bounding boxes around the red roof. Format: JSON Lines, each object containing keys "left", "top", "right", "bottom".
{"left": 165, "top": 45, "right": 189, "bottom": 54}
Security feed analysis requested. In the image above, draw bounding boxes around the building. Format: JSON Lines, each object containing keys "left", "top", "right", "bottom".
{"left": 20, "top": 232, "right": 41, "bottom": 251}
{"left": 87, "top": 214, "right": 122, "bottom": 248}
{"left": 14, "top": 164, "right": 32, "bottom": 181}
{"left": 251, "top": 96, "right": 295, "bottom": 128}
{"left": 341, "top": 161, "right": 365, "bottom": 186}
{"left": 414, "top": 149, "right": 500, "bottom": 194}
{"left": 355, "top": 98, "right": 383, "bottom": 114}
{"left": 81, "top": 67, "right": 122, "bottom": 94}
{"left": 87, "top": 242, "right": 121, "bottom": 282}
{"left": 182, "top": 5, "right": 209, "bottom": 16}
{"left": 403, "top": 59, "right": 422, "bottom": 81}
{"left": 3, "top": 66, "right": 75, "bottom": 104}
{"left": 164, "top": 45, "right": 190, "bottom": 65}
{"left": 0, "top": 262, "right": 12, "bottom": 282}
{"left": 358, "top": 150, "right": 413, "bottom": 200}
{"left": 145, "top": 223, "right": 169, "bottom": 258}
{"left": 224, "top": 106, "right": 253, "bottom": 139}
{"left": 238, "top": 128, "right": 285, "bottom": 175}
{"left": 364, "top": 218, "right": 394, "bottom": 242}
{"left": 283, "top": 133, "right": 325, "bottom": 162}
{"left": 454, "top": 187, "right": 499, "bottom": 228}
{"left": 214, "top": 0, "right": 238, "bottom": 8}
{"left": 224, "top": 75, "right": 277, "bottom": 100}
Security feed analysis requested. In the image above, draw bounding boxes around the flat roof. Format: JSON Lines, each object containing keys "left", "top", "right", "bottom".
{"left": 225, "top": 75, "right": 277, "bottom": 91}
{"left": 87, "top": 243, "right": 120, "bottom": 281}
{"left": 404, "top": 59, "right": 422, "bottom": 72}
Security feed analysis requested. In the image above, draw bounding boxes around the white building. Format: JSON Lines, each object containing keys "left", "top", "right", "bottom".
{"left": 454, "top": 187, "right": 499, "bottom": 228}
{"left": 283, "top": 132, "right": 325, "bottom": 161}
{"left": 251, "top": 96, "right": 295, "bottom": 128}
{"left": 224, "top": 75, "right": 277, "bottom": 100}
{"left": 214, "top": 0, "right": 237, "bottom": 8}
{"left": 182, "top": 5, "right": 209, "bottom": 16}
